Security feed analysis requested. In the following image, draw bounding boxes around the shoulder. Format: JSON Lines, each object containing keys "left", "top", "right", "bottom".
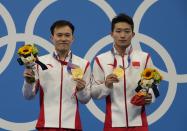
{"left": 132, "top": 50, "right": 150, "bottom": 58}
{"left": 37, "top": 53, "right": 54, "bottom": 63}
{"left": 94, "top": 51, "right": 113, "bottom": 68}
{"left": 95, "top": 50, "right": 112, "bottom": 60}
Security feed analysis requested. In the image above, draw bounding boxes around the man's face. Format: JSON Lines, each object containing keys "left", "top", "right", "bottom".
{"left": 111, "top": 22, "right": 135, "bottom": 48}
{"left": 51, "top": 26, "right": 74, "bottom": 53}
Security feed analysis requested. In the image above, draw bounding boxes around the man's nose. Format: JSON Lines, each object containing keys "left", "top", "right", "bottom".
{"left": 60, "top": 35, "right": 67, "bottom": 41}
{"left": 120, "top": 32, "right": 126, "bottom": 38}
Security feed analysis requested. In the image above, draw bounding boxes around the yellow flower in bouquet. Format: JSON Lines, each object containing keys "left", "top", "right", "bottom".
{"left": 141, "top": 68, "right": 154, "bottom": 80}
{"left": 141, "top": 68, "right": 163, "bottom": 84}
{"left": 17, "top": 44, "right": 39, "bottom": 67}
{"left": 17, "top": 44, "right": 38, "bottom": 57}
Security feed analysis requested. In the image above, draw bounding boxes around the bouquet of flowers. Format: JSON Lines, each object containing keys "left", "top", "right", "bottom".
{"left": 17, "top": 44, "right": 47, "bottom": 70}
{"left": 131, "top": 68, "right": 163, "bottom": 106}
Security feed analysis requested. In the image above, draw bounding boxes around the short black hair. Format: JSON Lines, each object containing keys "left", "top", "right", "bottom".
{"left": 111, "top": 13, "right": 134, "bottom": 32}
{"left": 50, "top": 20, "right": 75, "bottom": 35}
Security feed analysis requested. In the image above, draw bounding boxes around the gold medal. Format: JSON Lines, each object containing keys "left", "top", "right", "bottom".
{"left": 113, "top": 67, "right": 124, "bottom": 78}
{"left": 71, "top": 68, "right": 83, "bottom": 79}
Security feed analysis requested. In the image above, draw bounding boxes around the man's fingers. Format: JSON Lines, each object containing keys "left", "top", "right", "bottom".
{"left": 110, "top": 78, "right": 119, "bottom": 82}
{"left": 23, "top": 69, "right": 35, "bottom": 77}
{"left": 106, "top": 74, "right": 119, "bottom": 82}
{"left": 74, "top": 79, "right": 86, "bottom": 91}
{"left": 74, "top": 79, "right": 86, "bottom": 84}
{"left": 23, "top": 72, "right": 33, "bottom": 77}
{"left": 107, "top": 74, "right": 118, "bottom": 79}
{"left": 145, "top": 93, "right": 152, "bottom": 99}
{"left": 144, "top": 93, "right": 152, "bottom": 104}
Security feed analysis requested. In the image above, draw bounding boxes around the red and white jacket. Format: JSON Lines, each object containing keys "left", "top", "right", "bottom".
{"left": 91, "top": 45, "right": 156, "bottom": 128}
{"left": 22, "top": 51, "right": 91, "bottom": 129}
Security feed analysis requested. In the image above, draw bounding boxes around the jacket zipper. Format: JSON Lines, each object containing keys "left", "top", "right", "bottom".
{"left": 59, "top": 65, "right": 63, "bottom": 128}
{"left": 122, "top": 56, "right": 129, "bottom": 127}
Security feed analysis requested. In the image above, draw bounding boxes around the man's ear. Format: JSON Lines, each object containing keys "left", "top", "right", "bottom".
{"left": 110, "top": 32, "right": 114, "bottom": 38}
{"left": 50, "top": 35, "right": 53, "bottom": 41}
{"left": 132, "top": 32, "right": 135, "bottom": 37}
{"left": 71, "top": 35, "right": 74, "bottom": 44}
{"left": 70, "top": 35, "right": 74, "bottom": 46}
{"left": 72, "top": 35, "right": 75, "bottom": 41}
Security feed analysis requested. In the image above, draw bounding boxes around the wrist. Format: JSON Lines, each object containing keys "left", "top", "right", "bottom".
{"left": 25, "top": 77, "right": 35, "bottom": 84}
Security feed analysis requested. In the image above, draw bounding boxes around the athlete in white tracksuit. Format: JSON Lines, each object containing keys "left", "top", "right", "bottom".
{"left": 22, "top": 20, "right": 91, "bottom": 131}
{"left": 91, "top": 13, "right": 158, "bottom": 131}
{"left": 23, "top": 52, "right": 91, "bottom": 130}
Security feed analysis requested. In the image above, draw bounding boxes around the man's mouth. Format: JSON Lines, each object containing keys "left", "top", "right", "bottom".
{"left": 119, "top": 40, "right": 127, "bottom": 43}
{"left": 59, "top": 42, "right": 68, "bottom": 45}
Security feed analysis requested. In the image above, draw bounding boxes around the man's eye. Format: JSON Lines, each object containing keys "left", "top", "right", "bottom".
{"left": 57, "top": 34, "right": 62, "bottom": 37}
{"left": 65, "top": 34, "right": 70, "bottom": 37}
{"left": 115, "top": 30, "right": 121, "bottom": 33}
{"left": 124, "top": 29, "right": 131, "bottom": 33}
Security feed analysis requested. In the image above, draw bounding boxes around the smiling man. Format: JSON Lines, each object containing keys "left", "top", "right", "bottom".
{"left": 22, "top": 20, "right": 91, "bottom": 131}
{"left": 91, "top": 13, "right": 158, "bottom": 131}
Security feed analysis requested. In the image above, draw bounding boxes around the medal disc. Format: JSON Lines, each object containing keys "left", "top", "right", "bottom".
{"left": 71, "top": 68, "right": 83, "bottom": 79}
{"left": 113, "top": 67, "right": 124, "bottom": 78}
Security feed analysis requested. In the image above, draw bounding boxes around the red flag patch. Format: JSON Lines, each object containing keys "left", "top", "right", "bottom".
{"left": 132, "top": 61, "right": 140, "bottom": 67}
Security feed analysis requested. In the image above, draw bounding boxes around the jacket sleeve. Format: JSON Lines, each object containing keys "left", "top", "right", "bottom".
{"left": 91, "top": 57, "right": 112, "bottom": 99}
{"left": 22, "top": 67, "right": 40, "bottom": 100}
{"left": 76, "top": 62, "right": 91, "bottom": 104}
{"left": 145, "top": 54, "right": 157, "bottom": 103}
{"left": 22, "top": 79, "right": 39, "bottom": 100}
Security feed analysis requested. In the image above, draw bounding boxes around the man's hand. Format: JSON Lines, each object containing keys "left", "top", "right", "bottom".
{"left": 105, "top": 74, "right": 119, "bottom": 88}
{"left": 144, "top": 93, "right": 152, "bottom": 105}
{"left": 74, "top": 78, "right": 86, "bottom": 92}
{"left": 23, "top": 68, "right": 35, "bottom": 83}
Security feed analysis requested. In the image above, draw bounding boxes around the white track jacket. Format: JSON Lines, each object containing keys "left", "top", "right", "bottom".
{"left": 22, "top": 52, "right": 91, "bottom": 129}
{"left": 91, "top": 45, "right": 156, "bottom": 128}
